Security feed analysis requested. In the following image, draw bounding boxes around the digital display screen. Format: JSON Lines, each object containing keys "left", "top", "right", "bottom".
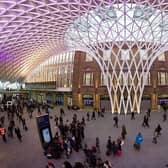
{"left": 42, "top": 128, "right": 51, "bottom": 143}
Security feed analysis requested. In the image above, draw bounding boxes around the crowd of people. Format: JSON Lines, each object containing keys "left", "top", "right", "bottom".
{"left": 0, "top": 94, "right": 167, "bottom": 168}
{"left": 45, "top": 108, "right": 114, "bottom": 168}
{"left": 44, "top": 105, "right": 167, "bottom": 168}
{"left": 0, "top": 97, "right": 27, "bottom": 143}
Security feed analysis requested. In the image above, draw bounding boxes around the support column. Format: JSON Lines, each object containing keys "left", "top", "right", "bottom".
{"left": 78, "top": 93, "right": 82, "bottom": 108}
{"left": 151, "top": 93, "right": 158, "bottom": 112}
{"left": 94, "top": 93, "right": 100, "bottom": 110}
{"left": 151, "top": 69, "right": 158, "bottom": 112}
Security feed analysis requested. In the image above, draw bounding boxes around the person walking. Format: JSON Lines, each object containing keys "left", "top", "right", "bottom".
{"left": 15, "top": 127, "right": 22, "bottom": 142}
{"left": 155, "top": 124, "right": 162, "bottom": 137}
{"left": 142, "top": 115, "right": 149, "bottom": 128}
{"left": 146, "top": 108, "right": 151, "bottom": 118}
{"left": 152, "top": 130, "right": 158, "bottom": 144}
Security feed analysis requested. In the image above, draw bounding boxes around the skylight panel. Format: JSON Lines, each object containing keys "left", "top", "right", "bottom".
{"left": 133, "top": 6, "right": 154, "bottom": 20}
{"left": 96, "top": 6, "right": 117, "bottom": 21}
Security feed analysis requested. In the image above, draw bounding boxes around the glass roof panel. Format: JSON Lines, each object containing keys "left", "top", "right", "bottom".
{"left": 133, "top": 6, "right": 154, "bottom": 20}
{"left": 66, "top": 3, "right": 168, "bottom": 46}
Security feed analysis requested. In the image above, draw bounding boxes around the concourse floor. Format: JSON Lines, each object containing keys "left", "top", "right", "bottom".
{"left": 0, "top": 107, "right": 168, "bottom": 168}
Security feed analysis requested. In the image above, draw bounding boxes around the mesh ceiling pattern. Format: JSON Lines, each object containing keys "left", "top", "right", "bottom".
{"left": 0, "top": 0, "right": 92, "bottom": 81}
{"left": 0, "top": 0, "right": 168, "bottom": 81}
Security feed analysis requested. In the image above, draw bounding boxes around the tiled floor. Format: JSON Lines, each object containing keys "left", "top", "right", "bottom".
{"left": 0, "top": 107, "right": 168, "bottom": 168}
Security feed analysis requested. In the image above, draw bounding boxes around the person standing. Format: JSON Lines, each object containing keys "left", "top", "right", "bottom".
{"left": 81, "top": 117, "right": 85, "bottom": 126}
{"left": 121, "top": 125, "right": 127, "bottom": 140}
{"left": 106, "top": 136, "right": 112, "bottom": 156}
{"left": 131, "top": 111, "right": 135, "bottom": 120}
{"left": 96, "top": 137, "right": 100, "bottom": 153}
{"left": 146, "top": 108, "right": 151, "bottom": 118}
{"left": 54, "top": 115, "right": 59, "bottom": 126}
{"left": 91, "top": 111, "right": 96, "bottom": 120}
{"left": 113, "top": 115, "right": 118, "bottom": 128}
{"left": 60, "top": 108, "right": 65, "bottom": 116}
{"left": 80, "top": 124, "right": 85, "bottom": 139}
{"left": 37, "top": 104, "right": 41, "bottom": 115}
{"left": 163, "top": 112, "right": 167, "bottom": 122}
{"left": 87, "top": 112, "right": 90, "bottom": 121}
{"left": 134, "top": 132, "right": 143, "bottom": 150}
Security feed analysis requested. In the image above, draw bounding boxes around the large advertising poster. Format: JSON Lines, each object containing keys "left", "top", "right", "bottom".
{"left": 36, "top": 114, "right": 52, "bottom": 148}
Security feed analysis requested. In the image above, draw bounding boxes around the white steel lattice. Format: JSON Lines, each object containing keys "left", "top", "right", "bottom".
{"left": 66, "top": 2, "right": 168, "bottom": 114}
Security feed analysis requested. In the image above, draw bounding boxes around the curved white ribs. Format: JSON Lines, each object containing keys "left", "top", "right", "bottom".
{"left": 66, "top": 2, "right": 168, "bottom": 114}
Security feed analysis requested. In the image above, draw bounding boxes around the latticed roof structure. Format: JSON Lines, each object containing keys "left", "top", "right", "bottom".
{"left": 0, "top": 0, "right": 168, "bottom": 113}
{"left": 0, "top": 0, "right": 167, "bottom": 81}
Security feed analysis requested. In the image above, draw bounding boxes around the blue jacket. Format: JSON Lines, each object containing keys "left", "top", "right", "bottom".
{"left": 135, "top": 134, "right": 143, "bottom": 145}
